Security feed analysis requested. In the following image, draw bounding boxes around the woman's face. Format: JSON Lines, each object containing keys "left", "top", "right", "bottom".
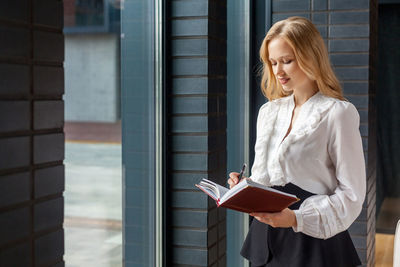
{"left": 268, "top": 37, "right": 314, "bottom": 93}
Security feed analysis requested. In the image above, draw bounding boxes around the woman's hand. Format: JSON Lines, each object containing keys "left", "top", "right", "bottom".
{"left": 227, "top": 172, "right": 247, "bottom": 189}
{"left": 250, "top": 208, "right": 297, "bottom": 228}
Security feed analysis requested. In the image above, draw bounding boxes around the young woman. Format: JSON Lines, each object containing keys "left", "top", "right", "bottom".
{"left": 228, "top": 17, "right": 366, "bottom": 267}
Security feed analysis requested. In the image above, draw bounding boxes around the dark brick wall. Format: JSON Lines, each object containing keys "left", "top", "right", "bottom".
{"left": 271, "top": 0, "right": 377, "bottom": 266}
{"left": 167, "top": 0, "right": 227, "bottom": 266}
{"left": 0, "top": 1, "right": 65, "bottom": 266}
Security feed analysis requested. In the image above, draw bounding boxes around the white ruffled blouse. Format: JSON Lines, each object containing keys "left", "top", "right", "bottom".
{"left": 250, "top": 91, "right": 366, "bottom": 239}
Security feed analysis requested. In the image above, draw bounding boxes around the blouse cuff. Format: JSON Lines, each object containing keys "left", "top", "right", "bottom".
{"left": 292, "top": 209, "right": 303, "bottom": 233}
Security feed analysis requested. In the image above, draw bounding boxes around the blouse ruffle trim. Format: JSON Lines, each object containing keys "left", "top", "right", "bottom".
{"left": 268, "top": 92, "right": 336, "bottom": 186}
{"left": 250, "top": 100, "right": 280, "bottom": 185}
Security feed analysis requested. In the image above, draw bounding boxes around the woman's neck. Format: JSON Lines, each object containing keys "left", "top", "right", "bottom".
{"left": 293, "top": 87, "right": 319, "bottom": 107}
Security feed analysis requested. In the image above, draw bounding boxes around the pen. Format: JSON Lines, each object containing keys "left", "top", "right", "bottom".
{"left": 238, "top": 163, "right": 247, "bottom": 182}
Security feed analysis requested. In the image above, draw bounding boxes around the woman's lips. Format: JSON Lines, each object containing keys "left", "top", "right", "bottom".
{"left": 279, "top": 78, "right": 290, "bottom": 85}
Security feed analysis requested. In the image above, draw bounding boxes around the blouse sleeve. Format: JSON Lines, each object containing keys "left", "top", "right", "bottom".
{"left": 249, "top": 101, "right": 273, "bottom": 185}
{"left": 292, "top": 102, "right": 366, "bottom": 239}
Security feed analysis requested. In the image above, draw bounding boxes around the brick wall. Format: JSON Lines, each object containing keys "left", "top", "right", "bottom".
{"left": 0, "top": 1, "right": 65, "bottom": 266}
{"left": 271, "top": 0, "right": 377, "bottom": 266}
{"left": 167, "top": 0, "right": 227, "bottom": 266}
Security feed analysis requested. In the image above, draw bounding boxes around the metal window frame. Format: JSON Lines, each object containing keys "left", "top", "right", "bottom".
{"left": 121, "top": 0, "right": 165, "bottom": 265}
{"left": 226, "top": 0, "right": 271, "bottom": 266}
{"left": 226, "top": 0, "right": 251, "bottom": 266}
{"left": 154, "top": 0, "right": 165, "bottom": 265}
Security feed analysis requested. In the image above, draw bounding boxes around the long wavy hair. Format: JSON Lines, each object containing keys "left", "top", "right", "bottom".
{"left": 259, "top": 16, "right": 344, "bottom": 101}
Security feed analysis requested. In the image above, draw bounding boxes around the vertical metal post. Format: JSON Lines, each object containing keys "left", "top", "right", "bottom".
{"left": 121, "top": 0, "right": 164, "bottom": 265}
{"left": 226, "top": 0, "right": 252, "bottom": 266}
{"left": 242, "top": 2, "right": 251, "bottom": 266}
{"left": 155, "top": 0, "right": 164, "bottom": 266}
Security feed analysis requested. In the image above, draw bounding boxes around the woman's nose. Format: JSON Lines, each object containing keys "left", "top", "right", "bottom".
{"left": 274, "top": 63, "right": 284, "bottom": 76}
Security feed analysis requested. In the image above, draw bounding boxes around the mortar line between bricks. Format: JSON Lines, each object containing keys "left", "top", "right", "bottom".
{"left": 171, "top": 149, "right": 227, "bottom": 154}
{"left": 170, "top": 36, "right": 217, "bottom": 40}
{"left": 171, "top": 151, "right": 216, "bottom": 154}
{"left": 273, "top": 9, "right": 369, "bottom": 14}
{"left": 173, "top": 223, "right": 220, "bottom": 232}
{"left": 31, "top": 225, "right": 64, "bottom": 240}
{"left": 170, "top": 170, "right": 227, "bottom": 174}
{"left": 171, "top": 36, "right": 227, "bottom": 42}
{"left": 172, "top": 244, "right": 215, "bottom": 250}
{"left": 171, "top": 188, "right": 205, "bottom": 192}
{"left": 171, "top": 207, "right": 217, "bottom": 212}
{"left": 337, "top": 79, "right": 370, "bottom": 82}
{"left": 169, "top": 16, "right": 208, "bottom": 20}
{"left": 171, "top": 56, "right": 226, "bottom": 60}
{"left": 328, "top": 37, "right": 369, "bottom": 40}
{"left": 172, "top": 74, "right": 226, "bottom": 78}
{"left": 0, "top": 57, "right": 30, "bottom": 64}
{"left": 0, "top": 236, "right": 33, "bottom": 251}
{"left": 0, "top": 130, "right": 64, "bottom": 141}
{"left": 330, "top": 51, "right": 369, "bottom": 55}
{"left": 169, "top": 170, "right": 209, "bottom": 174}
{"left": 170, "top": 94, "right": 227, "bottom": 97}
{"left": 31, "top": 25, "right": 63, "bottom": 33}
{"left": 0, "top": 18, "right": 30, "bottom": 28}
{"left": 0, "top": 167, "right": 30, "bottom": 177}
{"left": 327, "top": 23, "right": 371, "bottom": 26}
{"left": 334, "top": 66, "right": 369, "bottom": 69}
{"left": 32, "top": 61, "right": 64, "bottom": 67}
{"left": 169, "top": 132, "right": 225, "bottom": 136}
{"left": 170, "top": 16, "right": 227, "bottom": 24}
{"left": 170, "top": 113, "right": 226, "bottom": 116}
{"left": 171, "top": 226, "right": 209, "bottom": 231}
{"left": 0, "top": 192, "right": 63, "bottom": 214}
{"left": 172, "top": 75, "right": 226, "bottom": 79}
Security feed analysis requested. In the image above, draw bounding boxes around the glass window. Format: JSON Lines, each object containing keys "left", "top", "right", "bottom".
{"left": 63, "top": 0, "right": 122, "bottom": 266}
{"left": 376, "top": 3, "right": 400, "bottom": 234}
{"left": 64, "top": 0, "right": 121, "bottom": 33}
{"left": 65, "top": 0, "right": 104, "bottom": 27}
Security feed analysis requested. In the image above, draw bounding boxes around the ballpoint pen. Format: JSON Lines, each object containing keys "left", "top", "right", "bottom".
{"left": 238, "top": 163, "right": 247, "bottom": 182}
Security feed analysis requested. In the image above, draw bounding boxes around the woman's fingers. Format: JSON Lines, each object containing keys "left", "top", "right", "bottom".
{"left": 250, "top": 209, "right": 296, "bottom": 228}
{"left": 229, "top": 172, "right": 240, "bottom": 184}
{"left": 250, "top": 212, "right": 272, "bottom": 221}
{"left": 228, "top": 172, "right": 240, "bottom": 189}
{"left": 227, "top": 178, "right": 237, "bottom": 189}
{"left": 251, "top": 212, "right": 275, "bottom": 227}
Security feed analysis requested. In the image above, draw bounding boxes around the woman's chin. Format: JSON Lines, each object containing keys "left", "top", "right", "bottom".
{"left": 281, "top": 86, "right": 293, "bottom": 93}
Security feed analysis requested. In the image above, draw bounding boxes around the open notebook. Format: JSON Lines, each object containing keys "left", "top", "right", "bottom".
{"left": 195, "top": 178, "right": 299, "bottom": 213}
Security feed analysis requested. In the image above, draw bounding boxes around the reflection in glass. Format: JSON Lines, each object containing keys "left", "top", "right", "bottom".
{"left": 64, "top": 0, "right": 121, "bottom": 33}
{"left": 376, "top": 4, "right": 400, "bottom": 234}
{"left": 65, "top": 0, "right": 104, "bottom": 27}
{"left": 63, "top": 0, "right": 122, "bottom": 265}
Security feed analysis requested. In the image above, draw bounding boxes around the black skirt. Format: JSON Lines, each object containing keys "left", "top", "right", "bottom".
{"left": 240, "top": 183, "right": 361, "bottom": 267}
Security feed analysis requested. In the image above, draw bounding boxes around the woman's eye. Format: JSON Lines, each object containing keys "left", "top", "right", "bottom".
{"left": 283, "top": 60, "right": 292, "bottom": 64}
{"left": 271, "top": 62, "right": 277, "bottom": 66}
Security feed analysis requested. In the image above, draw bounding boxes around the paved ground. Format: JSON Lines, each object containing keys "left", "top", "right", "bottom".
{"left": 64, "top": 142, "right": 122, "bottom": 267}
{"left": 64, "top": 122, "right": 121, "bottom": 143}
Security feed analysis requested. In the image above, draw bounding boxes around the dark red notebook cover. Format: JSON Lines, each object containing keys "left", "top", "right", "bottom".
{"left": 217, "top": 186, "right": 299, "bottom": 213}
{"left": 196, "top": 181, "right": 299, "bottom": 213}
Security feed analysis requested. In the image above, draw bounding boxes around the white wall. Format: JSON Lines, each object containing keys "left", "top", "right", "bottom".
{"left": 64, "top": 33, "right": 120, "bottom": 122}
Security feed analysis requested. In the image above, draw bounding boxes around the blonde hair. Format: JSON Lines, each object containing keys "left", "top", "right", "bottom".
{"left": 259, "top": 16, "right": 344, "bottom": 101}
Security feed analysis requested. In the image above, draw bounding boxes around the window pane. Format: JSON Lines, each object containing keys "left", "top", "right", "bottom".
{"left": 64, "top": 0, "right": 104, "bottom": 27}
